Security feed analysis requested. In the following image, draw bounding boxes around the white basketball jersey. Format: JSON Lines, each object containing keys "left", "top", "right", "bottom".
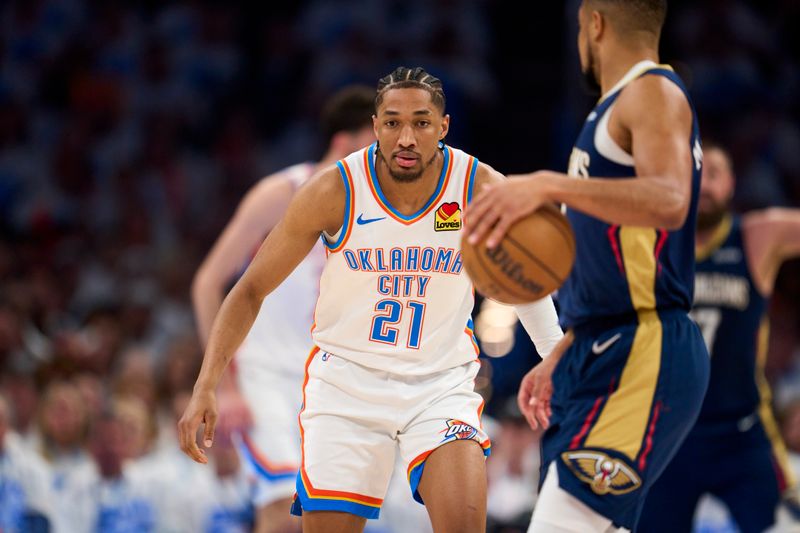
{"left": 312, "top": 143, "right": 480, "bottom": 375}
{"left": 237, "top": 163, "right": 326, "bottom": 378}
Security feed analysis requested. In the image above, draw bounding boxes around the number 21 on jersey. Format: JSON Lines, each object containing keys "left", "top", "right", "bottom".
{"left": 370, "top": 299, "right": 426, "bottom": 349}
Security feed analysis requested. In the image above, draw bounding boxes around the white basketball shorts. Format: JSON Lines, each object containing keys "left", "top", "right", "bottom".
{"left": 235, "top": 349, "right": 304, "bottom": 508}
{"left": 290, "top": 347, "right": 491, "bottom": 519}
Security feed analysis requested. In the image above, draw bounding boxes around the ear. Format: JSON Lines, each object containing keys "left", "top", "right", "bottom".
{"left": 372, "top": 114, "right": 379, "bottom": 138}
{"left": 589, "top": 9, "right": 605, "bottom": 42}
{"left": 440, "top": 114, "right": 450, "bottom": 141}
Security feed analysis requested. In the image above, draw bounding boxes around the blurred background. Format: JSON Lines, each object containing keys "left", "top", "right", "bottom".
{"left": 0, "top": 0, "right": 798, "bottom": 531}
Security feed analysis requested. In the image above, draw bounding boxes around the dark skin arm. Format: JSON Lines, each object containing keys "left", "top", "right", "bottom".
{"left": 466, "top": 75, "right": 695, "bottom": 430}
{"left": 465, "top": 74, "right": 695, "bottom": 248}
{"left": 177, "top": 166, "right": 345, "bottom": 464}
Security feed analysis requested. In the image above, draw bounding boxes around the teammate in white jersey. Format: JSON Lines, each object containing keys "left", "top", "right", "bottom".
{"left": 191, "top": 86, "right": 376, "bottom": 533}
{"left": 180, "top": 67, "right": 563, "bottom": 533}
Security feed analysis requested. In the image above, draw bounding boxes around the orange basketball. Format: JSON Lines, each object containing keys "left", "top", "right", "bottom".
{"left": 461, "top": 204, "right": 576, "bottom": 304}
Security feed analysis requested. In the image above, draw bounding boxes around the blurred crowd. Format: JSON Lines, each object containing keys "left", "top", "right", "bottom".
{"left": 0, "top": 0, "right": 798, "bottom": 532}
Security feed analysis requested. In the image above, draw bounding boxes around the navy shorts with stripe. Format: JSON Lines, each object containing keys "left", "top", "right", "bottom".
{"left": 638, "top": 417, "right": 788, "bottom": 533}
{"left": 541, "top": 309, "right": 709, "bottom": 530}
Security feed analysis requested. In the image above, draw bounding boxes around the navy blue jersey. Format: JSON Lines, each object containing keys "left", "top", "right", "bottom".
{"left": 559, "top": 62, "right": 703, "bottom": 328}
{"left": 639, "top": 214, "right": 797, "bottom": 533}
{"left": 693, "top": 214, "right": 768, "bottom": 422}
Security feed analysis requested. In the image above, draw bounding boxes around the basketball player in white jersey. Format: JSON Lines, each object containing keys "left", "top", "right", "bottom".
{"left": 179, "top": 66, "right": 563, "bottom": 532}
{"left": 191, "top": 86, "right": 376, "bottom": 533}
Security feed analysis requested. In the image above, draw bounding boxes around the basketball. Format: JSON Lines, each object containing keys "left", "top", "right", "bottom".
{"left": 461, "top": 204, "right": 576, "bottom": 304}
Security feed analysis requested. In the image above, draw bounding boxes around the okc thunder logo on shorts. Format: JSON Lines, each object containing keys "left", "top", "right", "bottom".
{"left": 440, "top": 419, "right": 478, "bottom": 442}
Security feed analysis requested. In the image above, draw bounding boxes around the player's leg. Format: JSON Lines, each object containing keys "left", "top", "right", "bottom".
{"left": 255, "top": 499, "right": 300, "bottom": 533}
{"left": 416, "top": 439, "right": 487, "bottom": 532}
{"left": 635, "top": 439, "right": 705, "bottom": 533}
{"left": 398, "top": 360, "right": 491, "bottom": 533}
{"left": 302, "top": 512, "right": 366, "bottom": 533}
{"left": 529, "top": 463, "right": 627, "bottom": 533}
{"left": 235, "top": 364, "right": 304, "bottom": 533}
{"left": 712, "top": 439, "right": 783, "bottom": 533}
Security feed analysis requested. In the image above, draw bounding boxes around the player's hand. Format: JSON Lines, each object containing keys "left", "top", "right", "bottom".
{"left": 465, "top": 171, "right": 554, "bottom": 249}
{"left": 177, "top": 388, "right": 217, "bottom": 464}
{"left": 517, "top": 330, "right": 573, "bottom": 430}
{"left": 517, "top": 358, "right": 556, "bottom": 430}
{"left": 217, "top": 389, "right": 253, "bottom": 437}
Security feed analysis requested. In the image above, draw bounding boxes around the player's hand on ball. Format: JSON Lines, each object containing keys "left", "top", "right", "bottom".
{"left": 465, "top": 171, "right": 554, "bottom": 249}
{"left": 178, "top": 388, "right": 218, "bottom": 464}
{"left": 517, "top": 330, "right": 573, "bottom": 430}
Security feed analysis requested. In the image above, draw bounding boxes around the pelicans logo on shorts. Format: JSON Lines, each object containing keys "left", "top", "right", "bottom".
{"left": 441, "top": 419, "right": 477, "bottom": 442}
{"left": 434, "top": 202, "right": 461, "bottom": 232}
{"left": 561, "top": 450, "right": 642, "bottom": 495}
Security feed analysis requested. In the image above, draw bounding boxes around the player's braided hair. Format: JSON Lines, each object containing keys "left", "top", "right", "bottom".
{"left": 375, "top": 67, "right": 446, "bottom": 114}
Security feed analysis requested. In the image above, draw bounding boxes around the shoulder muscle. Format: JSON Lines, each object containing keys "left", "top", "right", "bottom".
{"left": 285, "top": 164, "right": 347, "bottom": 236}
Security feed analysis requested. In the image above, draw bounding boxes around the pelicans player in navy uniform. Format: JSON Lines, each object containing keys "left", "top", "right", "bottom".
{"left": 467, "top": 1, "right": 709, "bottom": 531}
{"left": 638, "top": 144, "right": 800, "bottom": 532}
{"left": 177, "top": 67, "right": 564, "bottom": 533}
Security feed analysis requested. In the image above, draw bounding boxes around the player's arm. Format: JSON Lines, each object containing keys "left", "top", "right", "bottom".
{"left": 743, "top": 208, "right": 800, "bottom": 295}
{"left": 466, "top": 75, "right": 695, "bottom": 248}
{"left": 472, "top": 163, "right": 566, "bottom": 429}
{"left": 472, "top": 163, "right": 565, "bottom": 353}
{"left": 192, "top": 174, "right": 296, "bottom": 347}
{"left": 178, "top": 166, "right": 345, "bottom": 464}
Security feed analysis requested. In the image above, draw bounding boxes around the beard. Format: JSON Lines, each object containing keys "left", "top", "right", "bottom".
{"left": 696, "top": 197, "right": 729, "bottom": 231}
{"left": 580, "top": 48, "right": 601, "bottom": 97}
{"left": 376, "top": 148, "right": 438, "bottom": 183}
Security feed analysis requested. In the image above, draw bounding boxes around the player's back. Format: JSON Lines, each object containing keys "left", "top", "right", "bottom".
{"left": 692, "top": 214, "right": 768, "bottom": 424}
{"left": 312, "top": 143, "right": 480, "bottom": 375}
{"left": 237, "top": 163, "right": 326, "bottom": 379}
{"left": 560, "top": 61, "right": 703, "bottom": 329}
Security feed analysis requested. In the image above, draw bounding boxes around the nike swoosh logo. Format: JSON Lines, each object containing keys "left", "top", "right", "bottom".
{"left": 356, "top": 214, "right": 386, "bottom": 225}
{"left": 592, "top": 333, "right": 622, "bottom": 355}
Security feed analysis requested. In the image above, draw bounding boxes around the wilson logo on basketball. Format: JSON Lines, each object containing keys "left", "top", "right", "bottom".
{"left": 440, "top": 419, "right": 477, "bottom": 442}
{"left": 434, "top": 202, "right": 461, "bottom": 231}
{"left": 484, "top": 243, "right": 545, "bottom": 295}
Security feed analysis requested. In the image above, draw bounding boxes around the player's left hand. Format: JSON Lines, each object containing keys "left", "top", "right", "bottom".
{"left": 517, "top": 357, "right": 556, "bottom": 430}
{"left": 178, "top": 388, "right": 218, "bottom": 464}
{"left": 465, "top": 171, "right": 554, "bottom": 249}
{"left": 517, "top": 330, "right": 573, "bottom": 430}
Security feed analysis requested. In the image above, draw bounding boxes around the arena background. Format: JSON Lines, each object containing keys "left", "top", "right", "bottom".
{"left": 0, "top": 0, "right": 798, "bottom": 531}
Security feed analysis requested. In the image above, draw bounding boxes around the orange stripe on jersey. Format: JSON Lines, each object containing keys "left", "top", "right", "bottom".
{"left": 296, "top": 346, "right": 384, "bottom": 508}
{"left": 464, "top": 326, "right": 479, "bottom": 355}
{"left": 326, "top": 160, "right": 355, "bottom": 253}
{"left": 463, "top": 156, "right": 478, "bottom": 207}
{"left": 365, "top": 144, "right": 454, "bottom": 225}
